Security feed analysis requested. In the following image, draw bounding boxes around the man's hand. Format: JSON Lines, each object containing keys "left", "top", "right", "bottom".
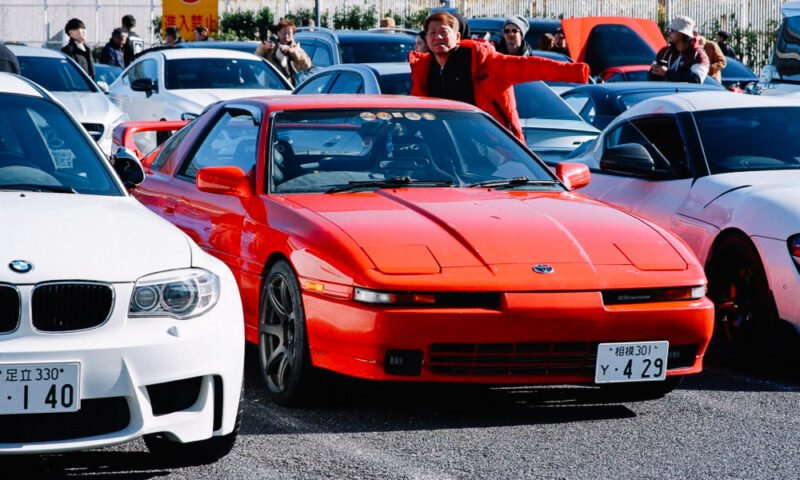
{"left": 279, "top": 44, "right": 291, "bottom": 54}
{"left": 650, "top": 63, "right": 667, "bottom": 77}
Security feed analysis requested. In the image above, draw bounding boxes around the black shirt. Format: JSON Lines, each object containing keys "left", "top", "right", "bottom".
{"left": 0, "top": 42, "right": 20, "bottom": 74}
{"left": 426, "top": 46, "right": 474, "bottom": 105}
{"left": 61, "top": 39, "right": 94, "bottom": 78}
{"left": 123, "top": 31, "right": 144, "bottom": 66}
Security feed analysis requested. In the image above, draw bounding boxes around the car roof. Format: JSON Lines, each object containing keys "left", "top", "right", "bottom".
{"left": 230, "top": 94, "right": 477, "bottom": 112}
{"left": 145, "top": 47, "right": 264, "bottom": 60}
{"left": 623, "top": 90, "right": 799, "bottom": 117}
{"left": 0, "top": 72, "right": 46, "bottom": 97}
{"left": 466, "top": 17, "right": 562, "bottom": 29}
{"left": 296, "top": 30, "right": 414, "bottom": 44}
{"left": 8, "top": 45, "right": 65, "bottom": 58}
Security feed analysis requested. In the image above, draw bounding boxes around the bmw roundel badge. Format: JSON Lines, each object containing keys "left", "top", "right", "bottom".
{"left": 533, "top": 264, "right": 554, "bottom": 274}
{"left": 9, "top": 260, "right": 33, "bottom": 273}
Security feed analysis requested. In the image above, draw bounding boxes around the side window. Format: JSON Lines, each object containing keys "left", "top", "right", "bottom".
{"left": 151, "top": 124, "right": 192, "bottom": 171}
{"left": 295, "top": 73, "right": 335, "bottom": 94}
{"left": 179, "top": 110, "right": 260, "bottom": 180}
{"left": 327, "top": 73, "right": 364, "bottom": 94}
{"left": 605, "top": 116, "right": 690, "bottom": 178}
{"left": 563, "top": 93, "right": 595, "bottom": 124}
{"left": 312, "top": 44, "right": 333, "bottom": 67}
{"left": 127, "top": 58, "right": 158, "bottom": 83}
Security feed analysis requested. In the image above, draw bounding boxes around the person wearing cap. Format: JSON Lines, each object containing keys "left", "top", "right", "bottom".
{"left": 649, "top": 15, "right": 709, "bottom": 84}
{"left": 694, "top": 28, "right": 726, "bottom": 83}
{"left": 410, "top": 11, "right": 589, "bottom": 142}
{"left": 716, "top": 30, "right": 737, "bottom": 58}
{"left": 61, "top": 18, "right": 94, "bottom": 78}
{"left": 496, "top": 16, "right": 533, "bottom": 56}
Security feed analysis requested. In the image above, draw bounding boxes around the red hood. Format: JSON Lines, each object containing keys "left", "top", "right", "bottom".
{"left": 562, "top": 17, "right": 667, "bottom": 63}
{"left": 284, "top": 188, "right": 687, "bottom": 274}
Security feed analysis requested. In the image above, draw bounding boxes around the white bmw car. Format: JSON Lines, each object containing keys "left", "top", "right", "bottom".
{"left": 10, "top": 45, "right": 128, "bottom": 155}
{"left": 0, "top": 73, "right": 244, "bottom": 461}
{"left": 565, "top": 91, "right": 800, "bottom": 358}
{"left": 108, "top": 47, "right": 291, "bottom": 123}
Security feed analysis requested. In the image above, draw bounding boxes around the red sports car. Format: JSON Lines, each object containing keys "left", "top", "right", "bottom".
{"left": 121, "top": 95, "right": 713, "bottom": 406}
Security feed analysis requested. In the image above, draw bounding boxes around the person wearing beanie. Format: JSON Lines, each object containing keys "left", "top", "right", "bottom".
{"left": 410, "top": 12, "right": 589, "bottom": 142}
{"left": 496, "top": 15, "right": 533, "bottom": 56}
{"left": 649, "top": 15, "right": 709, "bottom": 83}
{"left": 61, "top": 18, "right": 94, "bottom": 78}
{"left": 716, "top": 30, "right": 737, "bottom": 58}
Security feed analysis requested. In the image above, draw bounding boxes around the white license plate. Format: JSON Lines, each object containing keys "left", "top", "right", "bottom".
{"left": 0, "top": 363, "right": 80, "bottom": 414}
{"left": 595, "top": 341, "right": 668, "bottom": 384}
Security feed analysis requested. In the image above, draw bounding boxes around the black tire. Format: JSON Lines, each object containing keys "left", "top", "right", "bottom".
{"left": 599, "top": 376, "right": 683, "bottom": 402}
{"left": 144, "top": 380, "right": 242, "bottom": 465}
{"left": 258, "top": 260, "right": 314, "bottom": 407}
{"left": 707, "top": 234, "right": 776, "bottom": 363}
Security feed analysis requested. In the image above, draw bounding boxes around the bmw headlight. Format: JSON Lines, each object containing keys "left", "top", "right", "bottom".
{"left": 130, "top": 268, "right": 220, "bottom": 319}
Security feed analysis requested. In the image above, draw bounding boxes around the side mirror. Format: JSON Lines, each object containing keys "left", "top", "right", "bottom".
{"left": 197, "top": 166, "right": 252, "bottom": 198}
{"left": 600, "top": 143, "right": 658, "bottom": 178}
{"left": 556, "top": 162, "right": 591, "bottom": 190}
{"left": 112, "top": 147, "right": 146, "bottom": 189}
{"left": 96, "top": 81, "right": 110, "bottom": 94}
{"left": 131, "top": 78, "right": 157, "bottom": 97}
{"left": 181, "top": 112, "right": 199, "bottom": 121}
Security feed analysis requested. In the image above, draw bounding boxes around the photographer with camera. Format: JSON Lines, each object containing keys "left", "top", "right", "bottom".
{"left": 255, "top": 19, "right": 311, "bottom": 87}
{"left": 649, "top": 16, "right": 709, "bottom": 84}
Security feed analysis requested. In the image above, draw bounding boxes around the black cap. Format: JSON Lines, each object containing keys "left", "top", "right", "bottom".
{"left": 64, "top": 18, "right": 85, "bottom": 34}
{"left": 716, "top": 30, "right": 729, "bottom": 40}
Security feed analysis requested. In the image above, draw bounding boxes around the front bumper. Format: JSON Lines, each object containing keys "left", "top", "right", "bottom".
{"left": 0, "top": 279, "right": 244, "bottom": 454}
{"left": 304, "top": 291, "right": 714, "bottom": 384}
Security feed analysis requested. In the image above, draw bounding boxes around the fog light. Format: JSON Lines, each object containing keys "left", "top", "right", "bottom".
{"left": 384, "top": 350, "right": 423, "bottom": 376}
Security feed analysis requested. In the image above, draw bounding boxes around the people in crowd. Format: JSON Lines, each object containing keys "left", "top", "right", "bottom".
{"left": 649, "top": 16, "right": 709, "bottom": 84}
{"left": 255, "top": 19, "right": 312, "bottom": 87}
{"left": 98, "top": 28, "right": 127, "bottom": 68}
{"left": 301, "top": 17, "right": 315, "bottom": 30}
{"left": 716, "top": 30, "right": 737, "bottom": 58}
{"left": 535, "top": 33, "right": 555, "bottom": 51}
{"left": 695, "top": 28, "right": 726, "bottom": 82}
{"left": 380, "top": 17, "right": 396, "bottom": 29}
{"left": 61, "top": 18, "right": 94, "bottom": 78}
{"left": 0, "top": 41, "right": 20, "bottom": 74}
{"left": 496, "top": 16, "right": 533, "bottom": 56}
{"left": 165, "top": 26, "right": 182, "bottom": 46}
{"left": 121, "top": 14, "right": 144, "bottom": 66}
{"left": 409, "top": 12, "right": 589, "bottom": 142}
{"left": 194, "top": 25, "right": 211, "bottom": 41}
{"left": 415, "top": 31, "right": 429, "bottom": 53}
{"left": 551, "top": 27, "right": 569, "bottom": 55}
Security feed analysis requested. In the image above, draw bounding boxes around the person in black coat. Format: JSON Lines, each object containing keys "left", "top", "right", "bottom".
{"left": 61, "top": 18, "right": 94, "bottom": 78}
{"left": 715, "top": 30, "right": 737, "bottom": 58}
{"left": 0, "top": 41, "right": 20, "bottom": 74}
{"left": 98, "top": 28, "right": 127, "bottom": 68}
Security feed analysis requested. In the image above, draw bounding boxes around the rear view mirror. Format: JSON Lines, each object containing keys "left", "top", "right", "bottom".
{"left": 112, "top": 147, "right": 146, "bottom": 189}
{"left": 600, "top": 143, "right": 658, "bottom": 178}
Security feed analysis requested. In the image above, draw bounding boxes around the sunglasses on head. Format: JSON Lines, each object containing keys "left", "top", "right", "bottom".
{"left": 504, "top": 28, "right": 520, "bottom": 34}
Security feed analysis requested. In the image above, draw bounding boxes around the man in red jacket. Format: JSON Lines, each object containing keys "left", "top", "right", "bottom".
{"left": 409, "top": 12, "right": 589, "bottom": 142}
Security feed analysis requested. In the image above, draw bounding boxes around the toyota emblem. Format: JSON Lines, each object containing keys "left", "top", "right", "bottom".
{"left": 9, "top": 260, "right": 33, "bottom": 273}
{"left": 532, "top": 264, "right": 554, "bottom": 274}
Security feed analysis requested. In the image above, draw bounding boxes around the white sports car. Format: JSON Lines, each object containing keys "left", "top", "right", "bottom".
{"left": 0, "top": 73, "right": 244, "bottom": 461}
{"left": 565, "top": 91, "right": 800, "bottom": 358}
{"left": 108, "top": 47, "right": 292, "bottom": 123}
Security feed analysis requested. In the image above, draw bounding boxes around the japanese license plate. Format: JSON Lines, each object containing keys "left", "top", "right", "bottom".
{"left": 0, "top": 363, "right": 80, "bottom": 414}
{"left": 595, "top": 341, "right": 668, "bottom": 384}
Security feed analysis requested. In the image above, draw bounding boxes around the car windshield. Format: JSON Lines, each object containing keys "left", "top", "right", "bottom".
{"left": 165, "top": 58, "right": 289, "bottom": 90}
{"left": 695, "top": 107, "right": 800, "bottom": 173}
{"left": 376, "top": 72, "right": 412, "bottom": 95}
{"left": 18, "top": 56, "right": 94, "bottom": 92}
{"left": 0, "top": 95, "right": 121, "bottom": 195}
{"left": 270, "top": 109, "right": 559, "bottom": 193}
{"left": 339, "top": 38, "right": 415, "bottom": 63}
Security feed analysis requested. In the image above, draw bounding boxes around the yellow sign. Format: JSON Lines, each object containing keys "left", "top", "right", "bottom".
{"left": 162, "top": 0, "right": 218, "bottom": 41}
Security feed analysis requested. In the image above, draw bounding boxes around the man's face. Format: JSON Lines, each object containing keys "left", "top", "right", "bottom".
{"left": 426, "top": 21, "right": 460, "bottom": 55}
{"left": 668, "top": 29, "right": 683, "bottom": 44}
{"left": 554, "top": 32, "right": 565, "bottom": 47}
{"left": 277, "top": 27, "right": 294, "bottom": 45}
{"left": 166, "top": 34, "right": 177, "bottom": 46}
{"left": 503, "top": 24, "right": 523, "bottom": 49}
{"left": 68, "top": 27, "right": 87, "bottom": 43}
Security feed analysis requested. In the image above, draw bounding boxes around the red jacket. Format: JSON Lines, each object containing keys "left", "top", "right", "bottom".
{"left": 410, "top": 40, "right": 589, "bottom": 141}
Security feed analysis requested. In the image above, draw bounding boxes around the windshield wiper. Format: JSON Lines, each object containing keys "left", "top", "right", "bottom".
{"left": 468, "top": 176, "right": 559, "bottom": 189}
{"left": 0, "top": 183, "right": 77, "bottom": 193}
{"left": 326, "top": 176, "right": 454, "bottom": 193}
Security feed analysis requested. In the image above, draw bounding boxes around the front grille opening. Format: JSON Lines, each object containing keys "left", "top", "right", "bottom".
{"left": 0, "top": 397, "right": 129, "bottom": 443}
{"left": 433, "top": 292, "right": 502, "bottom": 309}
{"left": 428, "top": 342, "right": 598, "bottom": 377}
{"left": 0, "top": 285, "right": 20, "bottom": 333}
{"left": 667, "top": 344, "right": 699, "bottom": 369}
{"left": 147, "top": 377, "right": 202, "bottom": 416}
{"left": 32, "top": 283, "right": 113, "bottom": 331}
